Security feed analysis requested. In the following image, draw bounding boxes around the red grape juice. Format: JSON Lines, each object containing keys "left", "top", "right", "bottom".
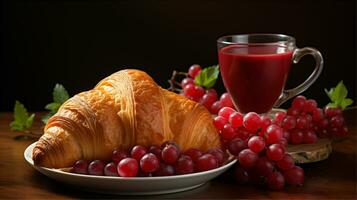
{"left": 218, "top": 45, "right": 293, "bottom": 114}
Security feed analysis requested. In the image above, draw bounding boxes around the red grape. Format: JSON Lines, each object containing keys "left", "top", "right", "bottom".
{"left": 324, "top": 107, "right": 342, "bottom": 118}
{"left": 277, "top": 138, "right": 288, "bottom": 149}
{"left": 148, "top": 145, "right": 162, "bottom": 160}
{"left": 213, "top": 116, "right": 228, "bottom": 131}
{"left": 210, "top": 101, "right": 224, "bottom": 115}
{"left": 88, "top": 160, "right": 105, "bottom": 176}
{"left": 236, "top": 128, "right": 251, "bottom": 140}
{"left": 181, "top": 77, "right": 194, "bottom": 88}
{"left": 312, "top": 108, "right": 324, "bottom": 122}
{"left": 243, "top": 112, "right": 262, "bottom": 132}
{"left": 303, "top": 130, "right": 318, "bottom": 144}
{"left": 112, "top": 149, "right": 128, "bottom": 163}
{"left": 283, "top": 130, "right": 290, "bottom": 140}
{"left": 292, "top": 95, "right": 306, "bottom": 110}
{"left": 206, "top": 89, "right": 218, "bottom": 99}
{"left": 188, "top": 64, "right": 202, "bottom": 78}
{"left": 266, "top": 144, "right": 285, "bottom": 161}
{"left": 261, "top": 115, "right": 272, "bottom": 130}
{"left": 274, "top": 111, "right": 287, "bottom": 124}
{"left": 183, "top": 84, "right": 205, "bottom": 102}
{"left": 289, "top": 129, "right": 304, "bottom": 144}
{"left": 162, "top": 144, "right": 180, "bottom": 164}
{"left": 196, "top": 154, "right": 219, "bottom": 172}
{"left": 303, "top": 99, "right": 317, "bottom": 113}
{"left": 276, "top": 154, "right": 294, "bottom": 170}
{"left": 207, "top": 148, "right": 227, "bottom": 166}
{"left": 228, "top": 137, "right": 247, "bottom": 155}
{"left": 184, "top": 148, "right": 203, "bottom": 162}
{"left": 265, "top": 124, "right": 283, "bottom": 144}
{"left": 154, "top": 163, "right": 175, "bottom": 176}
{"left": 267, "top": 172, "right": 285, "bottom": 190}
{"left": 330, "top": 115, "right": 344, "bottom": 128}
{"left": 200, "top": 90, "right": 218, "bottom": 109}
{"left": 140, "top": 153, "right": 160, "bottom": 173}
{"left": 229, "top": 112, "right": 244, "bottom": 128}
{"left": 317, "top": 118, "right": 329, "bottom": 129}
{"left": 283, "top": 166, "right": 304, "bottom": 186}
{"left": 104, "top": 162, "right": 119, "bottom": 176}
{"left": 221, "top": 124, "right": 237, "bottom": 140}
{"left": 282, "top": 116, "right": 296, "bottom": 130}
{"left": 218, "top": 107, "right": 236, "bottom": 119}
{"left": 255, "top": 156, "right": 274, "bottom": 177}
{"left": 287, "top": 107, "right": 300, "bottom": 116}
{"left": 238, "top": 149, "right": 258, "bottom": 168}
{"left": 183, "top": 83, "right": 195, "bottom": 96}
{"left": 174, "top": 155, "right": 194, "bottom": 175}
{"left": 220, "top": 93, "right": 234, "bottom": 108}
{"left": 296, "top": 115, "right": 308, "bottom": 129}
{"left": 161, "top": 140, "right": 180, "bottom": 152}
{"left": 117, "top": 158, "right": 139, "bottom": 177}
{"left": 248, "top": 136, "right": 265, "bottom": 153}
{"left": 131, "top": 145, "right": 147, "bottom": 162}
{"left": 73, "top": 160, "right": 89, "bottom": 174}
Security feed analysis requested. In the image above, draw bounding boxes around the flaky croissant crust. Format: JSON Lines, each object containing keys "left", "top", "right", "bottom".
{"left": 33, "top": 69, "right": 221, "bottom": 168}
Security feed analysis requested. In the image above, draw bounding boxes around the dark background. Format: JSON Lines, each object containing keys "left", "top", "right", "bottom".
{"left": 1, "top": 0, "right": 356, "bottom": 111}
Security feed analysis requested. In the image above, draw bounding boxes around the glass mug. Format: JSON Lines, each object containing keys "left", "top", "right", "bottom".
{"left": 217, "top": 34, "right": 323, "bottom": 114}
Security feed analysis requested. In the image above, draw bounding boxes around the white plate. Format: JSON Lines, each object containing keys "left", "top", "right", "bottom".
{"left": 24, "top": 142, "right": 237, "bottom": 195}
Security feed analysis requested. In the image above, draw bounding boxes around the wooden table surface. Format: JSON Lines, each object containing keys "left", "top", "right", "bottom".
{"left": 0, "top": 109, "right": 356, "bottom": 199}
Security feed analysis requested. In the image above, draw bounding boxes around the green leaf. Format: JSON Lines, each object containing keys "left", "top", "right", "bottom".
{"left": 326, "top": 102, "right": 338, "bottom": 108}
{"left": 10, "top": 101, "right": 35, "bottom": 131}
{"left": 194, "top": 65, "right": 220, "bottom": 89}
{"left": 53, "top": 84, "right": 69, "bottom": 104}
{"left": 26, "top": 114, "right": 35, "bottom": 129}
{"left": 10, "top": 121, "right": 23, "bottom": 131}
{"left": 324, "top": 80, "right": 354, "bottom": 110}
{"left": 45, "top": 102, "right": 61, "bottom": 111}
{"left": 341, "top": 98, "right": 353, "bottom": 110}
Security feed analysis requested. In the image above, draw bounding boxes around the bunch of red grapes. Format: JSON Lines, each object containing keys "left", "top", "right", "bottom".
{"left": 180, "top": 64, "right": 349, "bottom": 145}
{"left": 181, "top": 64, "right": 234, "bottom": 114}
{"left": 214, "top": 107, "right": 304, "bottom": 190}
{"left": 277, "top": 96, "right": 349, "bottom": 145}
{"left": 179, "top": 64, "right": 349, "bottom": 190}
{"left": 72, "top": 141, "right": 228, "bottom": 177}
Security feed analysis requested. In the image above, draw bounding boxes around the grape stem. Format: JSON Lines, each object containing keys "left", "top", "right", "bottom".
{"left": 168, "top": 70, "right": 188, "bottom": 93}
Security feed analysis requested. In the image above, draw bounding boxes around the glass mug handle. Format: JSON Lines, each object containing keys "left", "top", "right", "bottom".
{"left": 274, "top": 47, "right": 324, "bottom": 107}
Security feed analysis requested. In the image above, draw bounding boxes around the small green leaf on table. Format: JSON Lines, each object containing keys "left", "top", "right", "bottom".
{"left": 324, "top": 80, "right": 354, "bottom": 110}
{"left": 10, "top": 101, "right": 35, "bottom": 131}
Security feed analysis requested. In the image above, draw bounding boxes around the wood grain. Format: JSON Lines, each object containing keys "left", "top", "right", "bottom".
{"left": 0, "top": 109, "right": 356, "bottom": 199}
{"left": 288, "top": 138, "right": 332, "bottom": 163}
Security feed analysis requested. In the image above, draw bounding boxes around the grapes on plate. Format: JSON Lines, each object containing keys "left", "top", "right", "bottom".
{"left": 131, "top": 145, "right": 147, "bottom": 162}
{"left": 195, "top": 154, "right": 219, "bottom": 172}
{"left": 88, "top": 160, "right": 106, "bottom": 176}
{"left": 104, "top": 162, "right": 119, "bottom": 176}
{"left": 140, "top": 153, "right": 160, "bottom": 173}
{"left": 73, "top": 160, "right": 89, "bottom": 175}
{"left": 117, "top": 158, "right": 139, "bottom": 177}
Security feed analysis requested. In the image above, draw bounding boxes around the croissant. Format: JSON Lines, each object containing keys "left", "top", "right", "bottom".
{"left": 32, "top": 69, "right": 221, "bottom": 168}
